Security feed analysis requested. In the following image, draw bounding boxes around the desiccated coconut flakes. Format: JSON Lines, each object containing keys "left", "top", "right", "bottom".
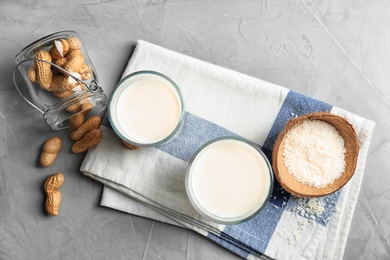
{"left": 282, "top": 120, "right": 346, "bottom": 188}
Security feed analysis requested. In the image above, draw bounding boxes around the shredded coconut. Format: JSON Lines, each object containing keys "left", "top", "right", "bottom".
{"left": 282, "top": 120, "right": 346, "bottom": 188}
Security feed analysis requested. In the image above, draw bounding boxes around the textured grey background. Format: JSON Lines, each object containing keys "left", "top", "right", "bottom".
{"left": 1, "top": 0, "right": 389, "bottom": 259}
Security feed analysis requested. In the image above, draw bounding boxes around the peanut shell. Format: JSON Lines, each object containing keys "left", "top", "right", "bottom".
{"left": 49, "top": 75, "right": 77, "bottom": 92}
{"left": 39, "top": 136, "right": 62, "bottom": 167}
{"left": 63, "top": 49, "right": 84, "bottom": 73}
{"left": 66, "top": 101, "right": 82, "bottom": 113}
{"left": 71, "top": 128, "right": 103, "bottom": 153}
{"left": 35, "top": 50, "right": 53, "bottom": 89}
{"left": 79, "top": 63, "right": 92, "bottom": 80}
{"left": 122, "top": 140, "right": 139, "bottom": 150}
{"left": 70, "top": 116, "right": 102, "bottom": 141}
{"left": 52, "top": 57, "right": 68, "bottom": 75}
{"left": 45, "top": 190, "right": 61, "bottom": 216}
{"left": 67, "top": 37, "right": 82, "bottom": 50}
{"left": 44, "top": 172, "right": 64, "bottom": 192}
{"left": 44, "top": 172, "right": 64, "bottom": 216}
{"left": 52, "top": 89, "right": 75, "bottom": 99}
{"left": 69, "top": 112, "right": 84, "bottom": 132}
{"left": 28, "top": 65, "right": 37, "bottom": 82}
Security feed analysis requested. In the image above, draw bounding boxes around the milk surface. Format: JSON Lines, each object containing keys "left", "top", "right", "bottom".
{"left": 189, "top": 139, "right": 271, "bottom": 219}
{"left": 115, "top": 78, "right": 182, "bottom": 144}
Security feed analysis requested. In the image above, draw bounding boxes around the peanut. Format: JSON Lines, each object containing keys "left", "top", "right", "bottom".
{"left": 55, "top": 57, "right": 68, "bottom": 67}
{"left": 70, "top": 116, "right": 102, "bottom": 141}
{"left": 44, "top": 172, "right": 64, "bottom": 216}
{"left": 66, "top": 101, "right": 82, "bottom": 113}
{"left": 66, "top": 102, "right": 81, "bottom": 112}
{"left": 40, "top": 136, "right": 62, "bottom": 167}
{"left": 65, "top": 94, "right": 89, "bottom": 113}
{"left": 52, "top": 89, "right": 75, "bottom": 99}
{"left": 52, "top": 57, "right": 68, "bottom": 75}
{"left": 35, "top": 50, "right": 53, "bottom": 89}
{"left": 49, "top": 39, "right": 70, "bottom": 60}
{"left": 53, "top": 84, "right": 86, "bottom": 99}
{"left": 67, "top": 37, "right": 82, "bottom": 51}
{"left": 49, "top": 75, "right": 78, "bottom": 92}
{"left": 28, "top": 65, "right": 37, "bottom": 82}
{"left": 80, "top": 99, "right": 93, "bottom": 113}
{"left": 71, "top": 128, "right": 102, "bottom": 153}
{"left": 122, "top": 140, "right": 139, "bottom": 150}
{"left": 79, "top": 63, "right": 92, "bottom": 80}
{"left": 69, "top": 112, "right": 84, "bottom": 132}
{"left": 63, "top": 49, "right": 85, "bottom": 73}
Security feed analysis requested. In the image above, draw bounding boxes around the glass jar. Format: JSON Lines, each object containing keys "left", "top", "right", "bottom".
{"left": 13, "top": 30, "right": 107, "bottom": 130}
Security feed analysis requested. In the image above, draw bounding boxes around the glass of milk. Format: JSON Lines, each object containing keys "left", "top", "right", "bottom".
{"left": 185, "top": 137, "right": 273, "bottom": 224}
{"left": 109, "top": 70, "right": 185, "bottom": 147}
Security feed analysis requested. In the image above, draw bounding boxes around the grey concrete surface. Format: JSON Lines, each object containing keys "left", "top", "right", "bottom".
{"left": 1, "top": 0, "right": 389, "bottom": 259}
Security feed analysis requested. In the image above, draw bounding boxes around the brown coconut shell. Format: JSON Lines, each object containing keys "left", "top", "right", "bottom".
{"left": 272, "top": 112, "right": 360, "bottom": 198}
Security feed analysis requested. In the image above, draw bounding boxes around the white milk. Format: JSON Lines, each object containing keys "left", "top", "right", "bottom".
{"left": 111, "top": 73, "right": 183, "bottom": 145}
{"left": 188, "top": 139, "right": 271, "bottom": 221}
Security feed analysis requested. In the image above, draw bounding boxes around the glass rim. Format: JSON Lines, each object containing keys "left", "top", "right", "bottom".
{"left": 108, "top": 70, "right": 185, "bottom": 147}
{"left": 185, "top": 136, "right": 274, "bottom": 225}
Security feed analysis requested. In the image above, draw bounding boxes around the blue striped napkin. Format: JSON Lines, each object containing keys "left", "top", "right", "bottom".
{"left": 81, "top": 40, "right": 375, "bottom": 259}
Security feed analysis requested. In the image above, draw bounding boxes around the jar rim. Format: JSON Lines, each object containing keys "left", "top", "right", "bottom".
{"left": 44, "top": 91, "right": 107, "bottom": 130}
{"left": 15, "top": 30, "right": 78, "bottom": 63}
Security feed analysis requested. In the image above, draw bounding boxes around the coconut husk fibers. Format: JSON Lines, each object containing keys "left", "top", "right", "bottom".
{"left": 272, "top": 112, "right": 360, "bottom": 198}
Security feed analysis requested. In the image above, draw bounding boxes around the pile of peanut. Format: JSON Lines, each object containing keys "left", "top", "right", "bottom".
{"left": 28, "top": 37, "right": 93, "bottom": 97}
{"left": 39, "top": 116, "right": 103, "bottom": 216}
{"left": 29, "top": 36, "right": 96, "bottom": 128}
{"left": 30, "top": 37, "right": 105, "bottom": 216}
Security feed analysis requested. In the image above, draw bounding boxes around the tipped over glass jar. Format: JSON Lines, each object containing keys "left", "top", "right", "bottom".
{"left": 13, "top": 30, "right": 107, "bottom": 130}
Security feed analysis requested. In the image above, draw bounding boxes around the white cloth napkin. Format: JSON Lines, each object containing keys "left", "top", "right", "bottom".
{"left": 81, "top": 40, "right": 375, "bottom": 259}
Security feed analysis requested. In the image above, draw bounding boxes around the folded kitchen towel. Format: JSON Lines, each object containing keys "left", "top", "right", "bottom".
{"left": 80, "top": 40, "right": 375, "bottom": 259}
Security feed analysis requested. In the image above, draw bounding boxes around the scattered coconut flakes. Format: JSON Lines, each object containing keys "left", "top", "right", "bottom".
{"left": 277, "top": 197, "right": 338, "bottom": 245}
{"left": 291, "top": 197, "right": 325, "bottom": 221}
